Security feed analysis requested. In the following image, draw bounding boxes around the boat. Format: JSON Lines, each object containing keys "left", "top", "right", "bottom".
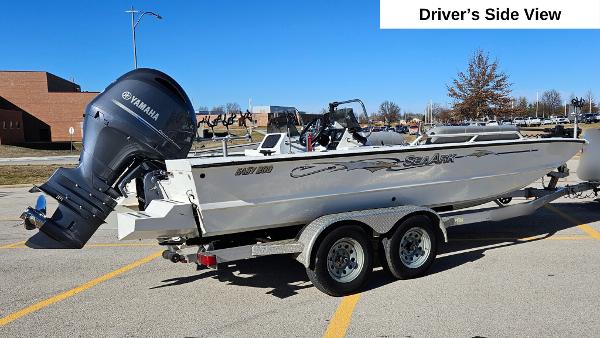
{"left": 171, "top": 126, "right": 584, "bottom": 239}
{"left": 20, "top": 68, "right": 593, "bottom": 249}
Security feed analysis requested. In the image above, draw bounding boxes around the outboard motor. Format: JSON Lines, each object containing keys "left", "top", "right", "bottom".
{"left": 21, "top": 68, "right": 196, "bottom": 248}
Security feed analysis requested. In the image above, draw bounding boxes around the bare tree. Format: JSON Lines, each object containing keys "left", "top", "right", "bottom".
{"left": 197, "top": 105, "right": 208, "bottom": 112}
{"left": 378, "top": 100, "right": 401, "bottom": 124}
{"left": 447, "top": 49, "right": 512, "bottom": 119}
{"left": 358, "top": 113, "right": 369, "bottom": 125}
{"left": 584, "top": 90, "right": 599, "bottom": 113}
{"left": 211, "top": 106, "right": 225, "bottom": 114}
{"left": 225, "top": 102, "right": 241, "bottom": 114}
{"left": 540, "top": 90, "right": 562, "bottom": 117}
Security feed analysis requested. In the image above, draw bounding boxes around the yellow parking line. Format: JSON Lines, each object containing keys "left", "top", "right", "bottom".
{"left": 0, "top": 250, "right": 162, "bottom": 326}
{"left": 323, "top": 293, "right": 361, "bottom": 338}
{"left": 1, "top": 242, "right": 157, "bottom": 249}
{"left": 545, "top": 205, "right": 600, "bottom": 240}
{"left": 0, "top": 241, "right": 26, "bottom": 249}
{"left": 519, "top": 235, "right": 592, "bottom": 241}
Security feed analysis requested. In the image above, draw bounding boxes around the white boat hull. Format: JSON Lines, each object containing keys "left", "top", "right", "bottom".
{"left": 162, "top": 138, "right": 584, "bottom": 237}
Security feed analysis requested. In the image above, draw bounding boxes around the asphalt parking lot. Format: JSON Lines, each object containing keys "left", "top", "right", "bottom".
{"left": 1, "top": 159, "right": 599, "bottom": 337}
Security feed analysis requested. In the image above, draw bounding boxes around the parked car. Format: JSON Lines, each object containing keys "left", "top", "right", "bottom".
{"left": 583, "top": 113, "right": 600, "bottom": 124}
{"left": 583, "top": 114, "right": 594, "bottom": 124}
{"left": 513, "top": 117, "right": 527, "bottom": 126}
{"left": 551, "top": 116, "right": 570, "bottom": 124}
{"left": 500, "top": 119, "right": 513, "bottom": 125}
{"left": 408, "top": 125, "right": 419, "bottom": 135}
{"left": 486, "top": 120, "right": 499, "bottom": 126}
{"left": 542, "top": 118, "right": 553, "bottom": 125}
{"left": 525, "top": 117, "right": 542, "bottom": 127}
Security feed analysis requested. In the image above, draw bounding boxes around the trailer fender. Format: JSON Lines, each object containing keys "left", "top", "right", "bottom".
{"left": 295, "top": 206, "right": 446, "bottom": 268}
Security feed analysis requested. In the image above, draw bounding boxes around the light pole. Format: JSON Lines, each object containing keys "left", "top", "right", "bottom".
{"left": 125, "top": 7, "right": 162, "bottom": 69}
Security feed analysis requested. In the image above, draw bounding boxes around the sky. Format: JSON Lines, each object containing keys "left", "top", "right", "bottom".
{"left": 1, "top": 0, "right": 599, "bottom": 114}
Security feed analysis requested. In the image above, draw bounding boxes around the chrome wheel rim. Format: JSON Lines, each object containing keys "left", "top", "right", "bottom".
{"left": 399, "top": 227, "right": 431, "bottom": 268}
{"left": 326, "top": 237, "right": 364, "bottom": 283}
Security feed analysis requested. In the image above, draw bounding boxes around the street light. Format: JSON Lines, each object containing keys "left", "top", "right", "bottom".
{"left": 125, "top": 7, "right": 162, "bottom": 69}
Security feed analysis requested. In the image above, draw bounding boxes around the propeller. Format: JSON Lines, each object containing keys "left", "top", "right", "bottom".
{"left": 21, "top": 195, "right": 47, "bottom": 231}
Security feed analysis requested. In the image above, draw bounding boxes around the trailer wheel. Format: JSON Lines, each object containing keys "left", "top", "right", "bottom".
{"left": 383, "top": 215, "right": 437, "bottom": 279}
{"left": 306, "top": 225, "right": 373, "bottom": 296}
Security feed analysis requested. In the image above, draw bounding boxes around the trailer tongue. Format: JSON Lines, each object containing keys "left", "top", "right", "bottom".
{"left": 21, "top": 68, "right": 197, "bottom": 248}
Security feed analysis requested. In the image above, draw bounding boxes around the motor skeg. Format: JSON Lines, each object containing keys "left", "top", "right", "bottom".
{"left": 578, "top": 129, "right": 600, "bottom": 182}
{"left": 23, "top": 68, "right": 196, "bottom": 249}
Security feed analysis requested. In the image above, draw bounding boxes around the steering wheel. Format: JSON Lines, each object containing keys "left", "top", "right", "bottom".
{"left": 299, "top": 115, "right": 328, "bottom": 147}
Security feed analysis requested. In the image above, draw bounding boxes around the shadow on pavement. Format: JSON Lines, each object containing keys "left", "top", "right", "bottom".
{"left": 151, "top": 255, "right": 311, "bottom": 299}
{"left": 151, "top": 201, "right": 599, "bottom": 297}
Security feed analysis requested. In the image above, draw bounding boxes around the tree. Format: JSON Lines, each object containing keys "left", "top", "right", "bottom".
{"left": 429, "top": 103, "right": 453, "bottom": 123}
{"left": 225, "top": 102, "right": 241, "bottom": 114}
{"left": 197, "top": 105, "right": 208, "bottom": 112}
{"left": 378, "top": 100, "right": 401, "bottom": 124}
{"left": 211, "top": 105, "right": 225, "bottom": 114}
{"left": 358, "top": 113, "right": 369, "bottom": 125}
{"left": 540, "top": 90, "right": 562, "bottom": 117}
{"left": 584, "top": 90, "right": 599, "bottom": 113}
{"left": 510, "top": 96, "right": 528, "bottom": 117}
{"left": 447, "top": 49, "right": 512, "bottom": 120}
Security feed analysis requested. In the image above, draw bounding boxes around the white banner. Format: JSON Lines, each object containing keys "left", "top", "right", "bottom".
{"left": 381, "top": 0, "right": 600, "bottom": 29}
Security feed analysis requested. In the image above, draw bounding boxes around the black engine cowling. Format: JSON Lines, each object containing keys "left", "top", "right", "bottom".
{"left": 22, "top": 68, "right": 197, "bottom": 248}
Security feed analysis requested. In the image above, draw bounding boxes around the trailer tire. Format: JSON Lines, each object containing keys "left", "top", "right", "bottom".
{"left": 384, "top": 215, "right": 437, "bottom": 279}
{"left": 306, "top": 225, "right": 373, "bottom": 296}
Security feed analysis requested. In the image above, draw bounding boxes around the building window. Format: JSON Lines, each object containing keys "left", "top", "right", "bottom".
{"left": 16, "top": 121, "right": 20, "bottom": 129}
{"left": 9, "top": 121, "right": 13, "bottom": 129}
{"left": 2, "top": 121, "right": 5, "bottom": 129}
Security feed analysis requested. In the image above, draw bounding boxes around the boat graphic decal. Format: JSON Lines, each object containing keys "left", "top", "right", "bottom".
{"left": 290, "top": 153, "right": 457, "bottom": 178}
{"left": 456, "top": 150, "right": 498, "bottom": 158}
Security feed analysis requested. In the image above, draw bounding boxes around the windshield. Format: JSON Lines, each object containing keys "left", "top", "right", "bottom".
{"left": 267, "top": 110, "right": 300, "bottom": 136}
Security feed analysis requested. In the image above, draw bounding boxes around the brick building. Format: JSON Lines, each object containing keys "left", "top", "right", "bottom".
{"left": 0, "top": 97, "right": 24, "bottom": 145}
{"left": 0, "top": 71, "right": 98, "bottom": 144}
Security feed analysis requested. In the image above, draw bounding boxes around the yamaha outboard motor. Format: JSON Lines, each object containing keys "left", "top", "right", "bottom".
{"left": 21, "top": 68, "right": 197, "bottom": 248}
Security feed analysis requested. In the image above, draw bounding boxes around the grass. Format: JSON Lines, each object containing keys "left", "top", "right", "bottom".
{"left": 0, "top": 129, "right": 264, "bottom": 158}
{"left": 0, "top": 164, "right": 75, "bottom": 186}
{"left": 0, "top": 144, "right": 81, "bottom": 158}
